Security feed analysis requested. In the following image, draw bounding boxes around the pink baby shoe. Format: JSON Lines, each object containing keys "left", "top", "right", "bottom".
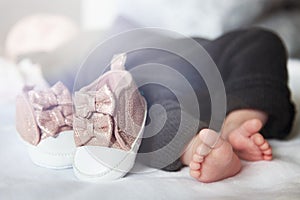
{"left": 73, "top": 53, "right": 147, "bottom": 181}
{"left": 16, "top": 82, "right": 76, "bottom": 169}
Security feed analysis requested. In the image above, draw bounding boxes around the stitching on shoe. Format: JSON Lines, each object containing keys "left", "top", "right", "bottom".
{"left": 74, "top": 149, "right": 133, "bottom": 178}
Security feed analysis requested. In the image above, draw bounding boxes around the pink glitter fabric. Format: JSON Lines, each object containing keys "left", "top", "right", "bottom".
{"left": 74, "top": 54, "right": 146, "bottom": 151}
{"left": 16, "top": 82, "right": 73, "bottom": 145}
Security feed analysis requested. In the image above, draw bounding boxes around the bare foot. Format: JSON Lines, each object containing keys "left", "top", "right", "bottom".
{"left": 181, "top": 129, "right": 241, "bottom": 183}
{"left": 226, "top": 119, "right": 273, "bottom": 161}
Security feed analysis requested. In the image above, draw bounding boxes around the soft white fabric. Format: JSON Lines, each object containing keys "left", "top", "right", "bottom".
{"left": 0, "top": 59, "right": 300, "bottom": 199}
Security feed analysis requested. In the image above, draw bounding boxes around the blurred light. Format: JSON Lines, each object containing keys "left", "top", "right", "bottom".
{"left": 81, "top": 0, "right": 117, "bottom": 31}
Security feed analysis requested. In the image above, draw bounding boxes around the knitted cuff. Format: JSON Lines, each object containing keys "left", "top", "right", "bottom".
{"left": 226, "top": 77, "right": 295, "bottom": 139}
{"left": 143, "top": 109, "right": 206, "bottom": 172}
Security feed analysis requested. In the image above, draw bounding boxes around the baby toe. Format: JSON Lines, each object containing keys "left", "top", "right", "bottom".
{"left": 199, "top": 129, "right": 220, "bottom": 147}
{"left": 263, "top": 148, "right": 272, "bottom": 155}
{"left": 193, "top": 154, "right": 204, "bottom": 163}
{"left": 190, "top": 169, "right": 201, "bottom": 179}
{"left": 251, "top": 133, "right": 265, "bottom": 146}
{"left": 263, "top": 154, "right": 272, "bottom": 161}
{"left": 196, "top": 143, "right": 211, "bottom": 156}
{"left": 189, "top": 161, "right": 201, "bottom": 170}
{"left": 259, "top": 141, "right": 270, "bottom": 151}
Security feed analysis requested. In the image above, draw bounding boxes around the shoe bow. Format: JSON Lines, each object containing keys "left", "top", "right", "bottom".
{"left": 26, "top": 82, "right": 73, "bottom": 140}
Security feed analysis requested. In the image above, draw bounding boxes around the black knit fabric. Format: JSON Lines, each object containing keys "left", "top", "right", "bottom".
{"left": 127, "top": 28, "right": 295, "bottom": 171}
{"left": 202, "top": 28, "right": 295, "bottom": 139}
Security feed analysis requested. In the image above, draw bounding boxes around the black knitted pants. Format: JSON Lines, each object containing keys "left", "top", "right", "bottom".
{"left": 122, "top": 28, "right": 295, "bottom": 171}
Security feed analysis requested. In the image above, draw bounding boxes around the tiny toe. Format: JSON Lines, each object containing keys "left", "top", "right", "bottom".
{"left": 190, "top": 170, "right": 201, "bottom": 179}
{"left": 263, "top": 148, "right": 272, "bottom": 155}
{"left": 193, "top": 154, "right": 204, "bottom": 163}
{"left": 242, "top": 119, "right": 263, "bottom": 135}
{"left": 190, "top": 161, "right": 201, "bottom": 170}
{"left": 199, "top": 129, "right": 220, "bottom": 147}
{"left": 259, "top": 142, "right": 270, "bottom": 150}
{"left": 196, "top": 143, "right": 211, "bottom": 156}
{"left": 251, "top": 133, "right": 265, "bottom": 146}
{"left": 263, "top": 154, "right": 272, "bottom": 161}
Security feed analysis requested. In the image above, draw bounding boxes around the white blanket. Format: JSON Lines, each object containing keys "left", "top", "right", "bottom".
{"left": 0, "top": 59, "right": 299, "bottom": 200}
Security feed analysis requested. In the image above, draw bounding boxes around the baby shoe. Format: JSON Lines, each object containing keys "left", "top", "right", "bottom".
{"left": 73, "top": 53, "right": 147, "bottom": 181}
{"left": 16, "top": 82, "right": 76, "bottom": 169}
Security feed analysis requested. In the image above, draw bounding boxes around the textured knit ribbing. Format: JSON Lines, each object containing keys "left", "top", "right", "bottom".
{"left": 137, "top": 98, "right": 206, "bottom": 171}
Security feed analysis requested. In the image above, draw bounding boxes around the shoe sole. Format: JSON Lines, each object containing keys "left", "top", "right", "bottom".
{"left": 16, "top": 94, "right": 76, "bottom": 169}
{"left": 27, "top": 130, "right": 76, "bottom": 169}
{"left": 73, "top": 105, "right": 147, "bottom": 181}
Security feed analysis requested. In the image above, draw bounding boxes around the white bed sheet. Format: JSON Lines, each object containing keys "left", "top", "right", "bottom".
{"left": 0, "top": 59, "right": 299, "bottom": 200}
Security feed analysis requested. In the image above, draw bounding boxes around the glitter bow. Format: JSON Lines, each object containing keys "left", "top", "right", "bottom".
{"left": 74, "top": 83, "right": 136, "bottom": 150}
{"left": 73, "top": 53, "right": 146, "bottom": 151}
{"left": 74, "top": 84, "right": 115, "bottom": 118}
{"left": 27, "top": 82, "right": 73, "bottom": 139}
{"left": 73, "top": 113, "right": 114, "bottom": 147}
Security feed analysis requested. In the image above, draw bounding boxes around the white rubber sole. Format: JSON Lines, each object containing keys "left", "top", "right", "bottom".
{"left": 73, "top": 109, "right": 147, "bottom": 181}
{"left": 27, "top": 130, "right": 76, "bottom": 169}
{"left": 73, "top": 146, "right": 139, "bottom": 181}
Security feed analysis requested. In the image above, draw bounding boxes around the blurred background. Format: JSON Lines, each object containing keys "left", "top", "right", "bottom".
{"left": 1, "top": 0, "right": 300, "bottom": 55}
{"left": 0, "top": 0, "right": 300, "bottom": 101}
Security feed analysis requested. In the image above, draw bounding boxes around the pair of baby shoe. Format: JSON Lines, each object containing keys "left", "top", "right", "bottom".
{"left": 15, "top": 54, "right": 147, "bottom": 181}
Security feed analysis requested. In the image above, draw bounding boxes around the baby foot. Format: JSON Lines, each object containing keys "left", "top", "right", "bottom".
{"left": 182, "top": 129, "right": 241, "bottom": 183}
{"left": 227, "top": 119, "right": 272, "bottom": 161}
